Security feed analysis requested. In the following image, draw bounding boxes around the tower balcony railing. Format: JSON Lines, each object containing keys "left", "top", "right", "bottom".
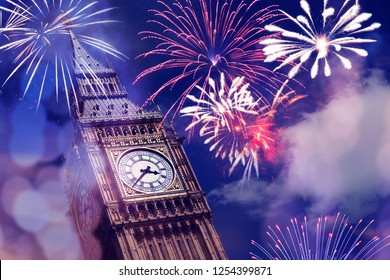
{"left": 80, "top": 89, "right": 128, "bottom": 98}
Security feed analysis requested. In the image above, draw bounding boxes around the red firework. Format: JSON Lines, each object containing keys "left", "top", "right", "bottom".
{"left": 248, "top": 117, "right": 278, "bottom": 162}
{"left": 229, "top": 111, "right": 278, "bottom": 179}
{"left": 181, "top": 72, "right": 288, "bottom": 179}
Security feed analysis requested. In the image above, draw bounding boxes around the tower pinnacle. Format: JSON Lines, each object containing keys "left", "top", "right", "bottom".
{"left": 69, "top": 30, "right": 115, "bottom": 76}
{"left": 68, "top": 31, "right": 161, "bottom": 122}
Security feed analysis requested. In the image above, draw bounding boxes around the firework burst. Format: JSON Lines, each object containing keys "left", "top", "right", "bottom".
{"left": 136, "top": 0, "right": 286, "bottom": 119}
{"left": 251, "top": 213, "right": 390, "bottom": 260}
{"left": 0, "top": 0, "right": 125, "bottom": 110}
{"left": 180, "top": 73, "right": 295, "bottom": 179}
{"left": 180, "top": 73, "right": 260, "bottom": 163}
{"left": 260, "top": 0, "right": 381, "bottom": 79}
{"left": 231, "top": 116, "right": 278, "bottom": 180}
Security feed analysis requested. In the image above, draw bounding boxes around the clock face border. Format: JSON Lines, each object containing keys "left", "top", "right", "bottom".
{"left": 116, "top": 148, "right": 175, "bottom": 194}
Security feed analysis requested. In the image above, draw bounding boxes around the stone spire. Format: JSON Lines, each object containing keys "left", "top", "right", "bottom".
{"left": 69, "top": 30, "right": 115, "bottom": 76}
{"left": 69, "top": 31, "right": 162, "bottom": 123}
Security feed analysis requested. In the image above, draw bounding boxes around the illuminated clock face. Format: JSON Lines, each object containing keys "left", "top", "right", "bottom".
{"left": 117, "top": 149, "right": 175, "bottom": 194}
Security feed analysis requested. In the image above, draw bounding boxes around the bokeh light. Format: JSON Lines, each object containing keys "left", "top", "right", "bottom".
{"left": 38, "top": 179, "right": 69, "bottom": 222}
{"left": 2, "top": 233, "right": 41, "bottom": 259}
{"left": 36, "top": 221, "right": 82, "bottom": 259}
{"left": 9, "top": 133, "right": 45, "bottom": 167}
{"left": 34, "top": 168, "right": 82, "bottom": 259}
{"left": 35, "top": 167, "right": 64, "bottom": 186}
{"left": 1, "top": 176, "right": 33, "bottom": 216}
{"left": 12, "top": 190, "right": 49, "bottom": 233}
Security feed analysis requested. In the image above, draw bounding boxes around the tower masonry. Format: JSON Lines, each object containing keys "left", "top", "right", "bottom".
{"left": 64, "top": 34, "right": 227, "bottom": 260}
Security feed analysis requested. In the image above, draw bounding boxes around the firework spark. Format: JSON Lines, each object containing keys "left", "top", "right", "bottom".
{"left": 180, "top": 73, "right": 259, "bottom": 162}
{"left": 230, "top": 116, "right": 278, "bottom": 180}
{"left": 0, "top": 0, "right": 125, "bottom": 110}
{"left": 181, "top": 73, "right": 292, "bottom": 179}
{"left": 260, "top": 0, "right": 381, "bottom": 79}
{"left": 136, "top": 0, "right": 286, "bottom": 119}
{"left": 251, "top": 213, "right": 390, "bottom": 260}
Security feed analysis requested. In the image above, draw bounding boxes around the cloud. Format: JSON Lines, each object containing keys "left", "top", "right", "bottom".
{"left": 208, "top": 177, "right": 300, "bottom": 219}
{"left": 212, "top": 70, "right": 390, "bottom": 219}
{"left": 283, "top": 70, "right": 390, "bottom": 216}
{"left": 208, "top": 179, "right": 271, "bottom": 216}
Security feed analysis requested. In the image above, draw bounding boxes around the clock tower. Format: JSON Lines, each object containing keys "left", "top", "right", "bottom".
{"left": 65, "top": 34, "right": 227, "bottom": 260}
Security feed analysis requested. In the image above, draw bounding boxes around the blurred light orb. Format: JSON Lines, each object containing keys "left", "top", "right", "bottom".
{"left": 38, "top": 179, "right": 68, "bottom": 218}
{"left": 12, "top": 190, "right": 49, "bottom": 233}
{"left": 6, "top": 234, "right": 41, "bottom": 259}
{"left": 35, "top": 167, "right": 63, "bottom": 186}
{"left": 9, "top": 132, "right": 45, "bottom": 167}
{"left": 1, "top": 176, "right": 33, "bottom": 216}
{"left": 37, "top": 222, "right": 82, "bottom": 259}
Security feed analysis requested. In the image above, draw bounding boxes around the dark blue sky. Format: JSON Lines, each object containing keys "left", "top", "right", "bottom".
{"left": 1, "top": 0, "right": 390, "bottom": 260}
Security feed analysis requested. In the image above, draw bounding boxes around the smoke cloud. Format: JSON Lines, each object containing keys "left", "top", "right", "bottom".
{"left": 210, "top": 70, "right": 390, "bottom": 220}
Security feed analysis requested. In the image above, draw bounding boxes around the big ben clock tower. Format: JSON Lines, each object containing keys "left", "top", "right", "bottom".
{"left": 65, "top": 34, "right": 227, "bottom": 260}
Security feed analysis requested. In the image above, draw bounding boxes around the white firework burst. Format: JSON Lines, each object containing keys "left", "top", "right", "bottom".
{"left": 180, "top": 74, "right": 301, "bottom": 180}
{"left": 0, "top": 0, "right": 125, "bottom": 110}
{"left": 180, "top": 73, "right": 261, "bottom": 165}
{"left": 260, "top": 0, "right": 381, "bottom": 79}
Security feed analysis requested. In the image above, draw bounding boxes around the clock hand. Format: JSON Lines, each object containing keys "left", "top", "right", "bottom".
{"left": 130, "top": 166, "right": 161, "bottom": 189}
{"left": 140, "top": 166, "right": 160, "bottom": 175}
{"left": 130, "top": 167, "right": 150, "bottom": 188}
{"left": 149, "top": 170, "right": 160, "bottom": 175}
{"left": 140, "top": 165, "right": 152, "bottom": 174}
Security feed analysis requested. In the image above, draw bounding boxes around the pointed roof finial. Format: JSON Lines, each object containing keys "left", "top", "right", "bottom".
{"left": 69, "top": 30, "right": 114, "bottom": 75}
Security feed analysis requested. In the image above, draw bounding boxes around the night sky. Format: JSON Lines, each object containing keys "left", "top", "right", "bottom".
{"left": 1, "top": 0, "right": 390, "bottom": 260}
